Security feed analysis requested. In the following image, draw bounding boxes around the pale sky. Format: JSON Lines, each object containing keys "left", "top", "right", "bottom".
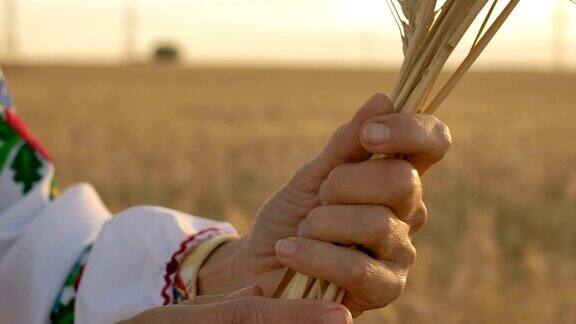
{"left": 2, "top": 0, "right": 576, "bottom": 69}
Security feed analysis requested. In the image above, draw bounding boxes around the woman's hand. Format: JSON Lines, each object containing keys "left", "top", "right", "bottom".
{"left": 121, "top": 286, "right": 352, "bottom": 324}
{"left": 197, "top": 94, "right": 452, "bottom": 316}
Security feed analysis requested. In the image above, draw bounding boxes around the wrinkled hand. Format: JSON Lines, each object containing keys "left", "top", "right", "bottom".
{"left": 121, "top": 286, "right": 352, "bottom": 324}
{"left": 198, "top": 94, "right": 452, "bottom": 316}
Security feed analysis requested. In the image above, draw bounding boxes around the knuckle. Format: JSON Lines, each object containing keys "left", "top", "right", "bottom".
{"left": 329, "top": 124, "right": 348, "bottom": 147}
{"left": 366, "top": 206, "right": 393, "bottom": 235}
{"left": 390, "top": 215, "right": 410, "bottom": 236}
{"left": 390, "top": 237, "right": 417, "bottom": 267}
{"left": 319, "top": 181, "right": 332, "bottom": 204}
{"left": 390, "top": 273, "right": 407, "bottom": 301}
{"left": 383, "top": 219, "right": 417, "bottom": 266}
{"left": 290, "top": 164, "right": 310, "bottom": 187}
{"left": 287, "top": 161, "right": 318, "bottom": 195}
{"left": 409, "top": 203, "right": 428, "bottom": 233}
{"left": 330, "top": 163, "right": 349, "bottom": 182}
{"left": 306, "top": 210, "right": 324, "bottom": 235}
{"left": 369, "top": 270, "right": 407, "bottom": 307}
{"left": 389, "top": 160, "right": 421, "bottom": 200}
{"left": 350, "top": 263, "right": 394, "bottom": 307}
{"left": 364, "top": 93, "right": 393, "bottom": 114}
{"left": 386, "top": 223, "right": 417, "bottom": 266}
{"left": 403, "top": 242, "right": 417, "bottom": 265}
{"left": 334, "top": 123, "right": 348, "bottom": 139}
{"left": 346, "top": 260, "right": 373, "bottom": 289}
{"left": 321, "top": 165, "right": 348, "bottom": 202}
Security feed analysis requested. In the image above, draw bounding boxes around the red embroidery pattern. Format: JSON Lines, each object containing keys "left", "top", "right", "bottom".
{"left": 161, "top": 227, "right": 225, "bottom": 305}
{"left": 4, "top": 109, "right": 52, "bottom": 161}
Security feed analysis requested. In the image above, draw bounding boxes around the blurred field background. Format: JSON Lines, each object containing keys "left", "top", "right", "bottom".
{"left": 3, "top": 64, "right": 576, "bottom": 323}
{"left": 3, "top": 0, "right": 576, "bottom": 322}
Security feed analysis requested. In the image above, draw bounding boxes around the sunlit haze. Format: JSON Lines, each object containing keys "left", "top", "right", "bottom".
{"left": 2, "top": 0, "right": 576, "bottom": 69}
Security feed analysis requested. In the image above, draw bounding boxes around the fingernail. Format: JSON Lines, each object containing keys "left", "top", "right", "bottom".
{"left": 322, "top": 308, "right": 352, "bottom": 324}
{"left": 275, "top": 239, "right": 299, "bottom": 257}
{"left": 363, "top": 122, "right": 390, "bottom": 145}
{"left": 296, "top": 220, "right": 309, "bottom": 237}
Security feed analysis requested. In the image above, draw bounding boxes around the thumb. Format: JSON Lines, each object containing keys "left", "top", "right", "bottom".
{"left": 218, "top": 297, "right": 353, "bottom": 324}
{"left": 289, "top": 93, "right": 394, "bottom": 192}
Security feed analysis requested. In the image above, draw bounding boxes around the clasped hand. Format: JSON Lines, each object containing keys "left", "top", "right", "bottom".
{"left": 127, "top": 94, "right": 452, "bottom": 323}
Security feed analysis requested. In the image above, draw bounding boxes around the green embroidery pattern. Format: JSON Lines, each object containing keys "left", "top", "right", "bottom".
{"left": 0, "top": 112, "right": 46, "bottom": 195}
{"left": 50, "top": 245, "right": 93, "bottom": 324}
{"left": 0, "top": 115, "right": 20, "bottom": 172}
{"left": 10, "top": 143, "right": 43, "bottom": 194}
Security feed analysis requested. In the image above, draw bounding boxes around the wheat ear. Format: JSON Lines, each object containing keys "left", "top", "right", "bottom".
{"left": 274, "top": 0, "right": 521, "bottom": 304}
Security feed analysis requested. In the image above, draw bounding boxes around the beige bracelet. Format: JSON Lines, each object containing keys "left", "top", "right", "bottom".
{"left": 179, "top": 234, "right": 238, "bottom": 299}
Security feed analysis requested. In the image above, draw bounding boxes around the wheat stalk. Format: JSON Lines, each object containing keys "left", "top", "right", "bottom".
{"left": 274, "top": 0, "right": 521, "bottom": 304}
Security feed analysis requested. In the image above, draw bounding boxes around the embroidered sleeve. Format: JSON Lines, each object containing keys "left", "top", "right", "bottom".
{"left": 0, "top": 67, "right": 56, "bottom": 214}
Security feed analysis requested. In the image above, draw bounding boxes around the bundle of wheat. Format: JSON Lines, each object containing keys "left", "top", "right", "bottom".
{"left": 273, "top": 0, "right": 521, "bottom": 303}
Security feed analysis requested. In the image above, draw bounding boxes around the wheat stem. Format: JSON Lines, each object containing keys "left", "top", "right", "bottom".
{"left": 274, "top": 0, "right": 520, "bottom": 304}
{"left": 322, "top": 282, "right": 340, "bottom": 301}
{"left": 402, "top": 0, "right": 489, "bottom": 113}
{"left": 306, "top": 278, "right": 323, "bottom": 298}
{"left": 472, "top": 0, "right": 499, "bottom": 49}
{"left": 426, "top": 0, "right": 521, "bottom": 114}
{"left": 391, "top": 0, "right": 437, "bottom": 100}
{"left": 394, "top": 0, "right": 467, "bottom": 109}
{"left": 335, "top": 288, "right": 346, "bottom": 304}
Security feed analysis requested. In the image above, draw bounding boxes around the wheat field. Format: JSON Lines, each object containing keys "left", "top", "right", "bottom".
{"left": 4, "top": 64, "right": 576, "bottom": 323}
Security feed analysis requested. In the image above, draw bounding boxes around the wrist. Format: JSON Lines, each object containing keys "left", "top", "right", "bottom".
{"left": 196, "top": 235, "right": 247, "bottom": 295}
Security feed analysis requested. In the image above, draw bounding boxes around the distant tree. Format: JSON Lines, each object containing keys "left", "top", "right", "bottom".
{"left": 152, "top": 43, "right": 181, "bottom": 64}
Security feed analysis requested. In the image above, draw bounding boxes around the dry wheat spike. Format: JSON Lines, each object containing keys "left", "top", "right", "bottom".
{"left": 274, "top": 0, "right": 521, "bottom": 303}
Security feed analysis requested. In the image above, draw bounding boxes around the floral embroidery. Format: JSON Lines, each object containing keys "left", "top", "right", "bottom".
{"left": 50, "top": 245, "right": 93, "bottom": 324}
{"left": 1, "top": 67, "right": 66, "bottom": 322}
{"left": 0, "top": 68, "right": 52, "bottom": 195}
